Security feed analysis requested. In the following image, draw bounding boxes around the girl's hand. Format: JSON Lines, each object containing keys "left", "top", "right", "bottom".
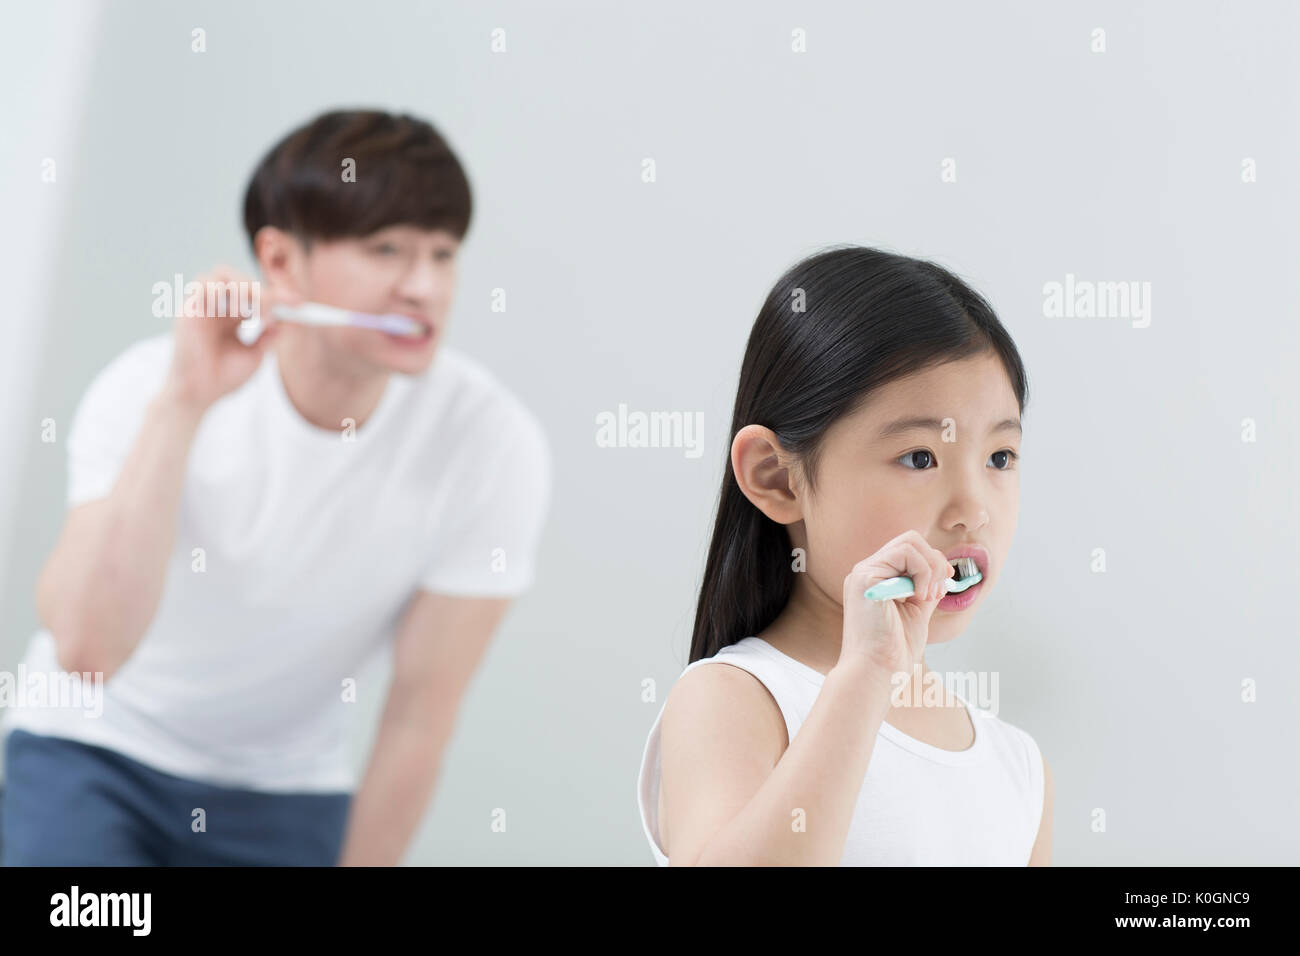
{"left": 838, "top": 529, "right": 953, "bottom": 685}
{"left": 163, "top": 265, "right": 280, "bottom": 412}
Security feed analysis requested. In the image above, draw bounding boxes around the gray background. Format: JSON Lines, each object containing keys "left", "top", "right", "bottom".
{"left": 2, "top": 0, "right": 1296, "bottom": 865}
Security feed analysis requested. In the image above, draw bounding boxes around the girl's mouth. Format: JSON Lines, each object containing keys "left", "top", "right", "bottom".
{"left": 936, "top": 575, "right": 983, "bottom": 611}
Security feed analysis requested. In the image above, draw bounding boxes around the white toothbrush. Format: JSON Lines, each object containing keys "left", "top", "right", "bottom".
{"left": 237, "top": 302, "right": 427, "bottom": 344}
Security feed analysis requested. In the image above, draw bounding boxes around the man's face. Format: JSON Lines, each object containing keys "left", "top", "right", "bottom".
{"left": 288, "top": 225, "right": 460, "bottom": 375}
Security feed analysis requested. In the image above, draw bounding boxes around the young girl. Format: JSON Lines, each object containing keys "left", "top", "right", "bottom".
{"left": 636, "top": 245, "right": 1052, "bottom": 866}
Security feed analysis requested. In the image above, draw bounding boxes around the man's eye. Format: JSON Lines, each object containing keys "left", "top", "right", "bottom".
{"left": 989, "top": 449, "right": 1020, "bottom": 470}
{"left": 898, "top": 450, "right": 934, "bottom": 470}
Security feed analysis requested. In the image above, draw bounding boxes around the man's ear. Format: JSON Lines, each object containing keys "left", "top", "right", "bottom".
{"left": 731, "top": 424, "right": 803, "bottom": 525}
{"left": 252, "top": 225, "right": 307, "bottom": 305}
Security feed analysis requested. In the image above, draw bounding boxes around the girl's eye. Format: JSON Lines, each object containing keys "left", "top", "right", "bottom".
{"left": 372, "top": 243, "right": 400, "bottom": 255}
{"left": 897, "top": 449, "right": 1020, "bottom": 470}
{"left": 435, "top": 249, "right": 454, "bottom": 261}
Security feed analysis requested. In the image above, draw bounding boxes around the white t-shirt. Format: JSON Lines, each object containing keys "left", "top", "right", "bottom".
{"left": 2, "top": 334, "right": 552, "bottom": 792}
{"left": 637, "top": 637, "right": 1046, "bottom": 865}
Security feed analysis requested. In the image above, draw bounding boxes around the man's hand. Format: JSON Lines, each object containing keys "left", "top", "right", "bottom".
{"left": 164, "top": 265, "right": 281, "bottom": 412}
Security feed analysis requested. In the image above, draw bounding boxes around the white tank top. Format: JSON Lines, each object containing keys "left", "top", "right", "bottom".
{"left": 637, "top": 636, "right": 1045, "bottom": 865}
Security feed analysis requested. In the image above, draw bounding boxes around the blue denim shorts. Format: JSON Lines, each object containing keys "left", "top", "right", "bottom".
{"left": 0, "top": 728, "right": 352, "bottom": 866}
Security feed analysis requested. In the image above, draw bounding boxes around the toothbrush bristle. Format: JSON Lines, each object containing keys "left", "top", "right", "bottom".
{"left": 951, "top": 556, "right": 979, "bottom": 579}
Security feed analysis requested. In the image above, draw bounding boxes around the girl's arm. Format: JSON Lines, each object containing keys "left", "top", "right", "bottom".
{"left": 659, "top": 654, "right": 893, "bottom": 866}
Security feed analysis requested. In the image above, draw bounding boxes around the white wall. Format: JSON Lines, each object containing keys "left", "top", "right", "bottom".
{"left": 2, "top": 0, "right": 1297, "bottom": 865}
{"left": 0, "top": 1, "right": 104, "bottom": 606}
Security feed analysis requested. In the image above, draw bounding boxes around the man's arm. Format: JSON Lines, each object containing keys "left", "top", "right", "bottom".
{"left": 41, "top": 269, "right": 279, "bottom": 679}
{"left": 39, "top": 387, "right": 206, "bottom": 678}
{"left": 336, "top": 589, "right": 512, "bottom": 866}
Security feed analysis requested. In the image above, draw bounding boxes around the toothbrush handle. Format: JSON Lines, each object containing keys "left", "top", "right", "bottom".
{"left": 271, "top": 304, "right": 347, "bottom": 327}
{"left": 864, "top": 576, "right": 916, "bottom": 601}
{"left": 235, "top": 318, "right": 263, "bottom": 346}
{"left": 349, "top": 313, "right": 422, "bottom": 335}
{"left": 863, "top": 575, "right": 960, "bottom": 601}
{"left": 270, "top": 304, "right": 422, "bottom": 337}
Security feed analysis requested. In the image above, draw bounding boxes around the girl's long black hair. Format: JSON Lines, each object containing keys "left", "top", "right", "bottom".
{"left": 689, "top": 245, "right": 1029, "bottom": 663}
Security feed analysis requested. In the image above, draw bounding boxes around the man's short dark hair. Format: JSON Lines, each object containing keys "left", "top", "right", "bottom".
{"left": 242, "top": 109, "right": 472, "bottom": 254}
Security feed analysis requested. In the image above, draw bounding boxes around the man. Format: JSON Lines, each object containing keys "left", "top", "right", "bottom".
{"left": 0, "top": 109, "right": 551, "bottom": 865}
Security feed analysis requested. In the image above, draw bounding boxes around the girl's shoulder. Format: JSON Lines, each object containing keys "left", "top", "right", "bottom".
{"left": 664, "top": 650, "right": 786, "bottom": 738}
{"left": 661, "top": 637, "right": 820, "bottom": 756}
{"left": 650, "top": 646, "right": 792, "bottom": 860}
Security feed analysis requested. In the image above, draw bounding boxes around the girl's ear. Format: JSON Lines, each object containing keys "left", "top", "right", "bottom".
{"left": 731, "top": 424, "right": 803, "bottom": 525}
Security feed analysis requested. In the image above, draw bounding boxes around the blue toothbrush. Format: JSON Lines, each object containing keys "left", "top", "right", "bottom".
{"left": 865, "top": 556, "right": 982, "bottom": 601}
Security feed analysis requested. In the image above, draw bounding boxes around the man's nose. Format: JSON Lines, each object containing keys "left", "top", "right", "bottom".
{"left": 397, "top": 258, "right": 447, "bottom": 303}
